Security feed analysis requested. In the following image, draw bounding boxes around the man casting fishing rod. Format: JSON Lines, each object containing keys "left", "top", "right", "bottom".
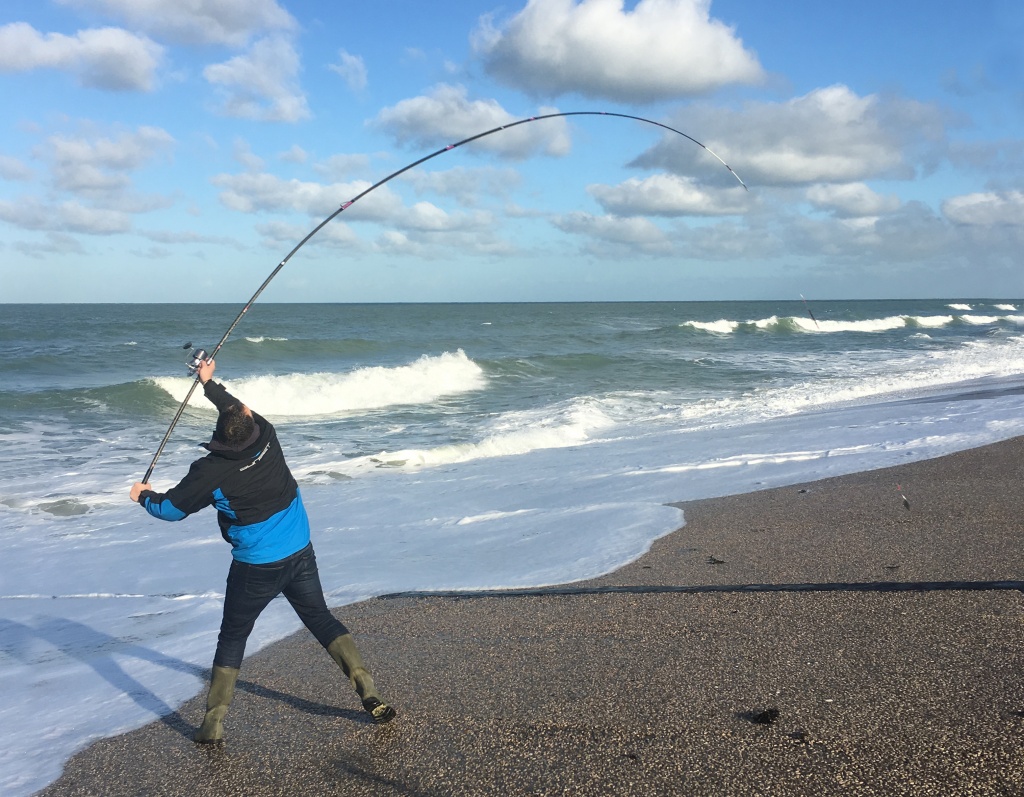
{"left": 129, "top": 358, "right": 395, "bottom": 745}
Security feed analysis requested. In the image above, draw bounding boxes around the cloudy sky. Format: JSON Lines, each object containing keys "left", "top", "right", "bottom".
{"left": 1, "top": 0, "right": 1022, "bottom": 303}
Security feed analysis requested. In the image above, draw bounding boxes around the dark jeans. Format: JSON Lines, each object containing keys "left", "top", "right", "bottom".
{"left": 213, "top": 542, "right": 349, "bottom": 669}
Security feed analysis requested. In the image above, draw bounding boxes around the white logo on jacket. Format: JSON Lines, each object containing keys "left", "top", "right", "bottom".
{"left": 238, "top": 442, "right": 271, "bottom": 472}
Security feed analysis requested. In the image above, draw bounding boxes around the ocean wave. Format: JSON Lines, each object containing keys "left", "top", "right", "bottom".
{"left": 676, "top": 312, "right": 1024, "bottom": 335}
{"left": 675, "top": 336, "right": 1024, "bottom": 427}
{"left": 791, "top": 315, "right": 907, "bottom": 333}
{"left": 293, "top": 333, "right": 1024, "bottom": 477}
{"left": 906, "top": 315, "right": 955, "bottom": 328}
{"left": 681, "top": 314, "right": 942, "bottom": 334}
{"left": 298, "top": 398, "right": 618, "bottom": 476}
{"left": 228, "top": 335, "right": 385, "bottom": 359}
{"left": 151, "top": 350, "right": 486, "bottom": 416}
{"left": 959, "top": 315, "right": 1000, "bottom": 325}
{"left": 948, "top": 303, "right": 972, "bottom": 310}
{"left": 680, "top": 319, "right": 739, "bottom": 334}
{"left": 373, "top": 401, "right": 614, "bottom": 467}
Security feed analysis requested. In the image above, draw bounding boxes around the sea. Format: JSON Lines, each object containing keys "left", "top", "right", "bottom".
{"left": 3, "top": 298, "right": 1024, "bottom": 794}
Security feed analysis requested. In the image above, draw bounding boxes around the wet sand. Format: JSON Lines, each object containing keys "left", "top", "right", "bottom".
{"left": 38, "top": 437, "right": 1024, "bottom": 796}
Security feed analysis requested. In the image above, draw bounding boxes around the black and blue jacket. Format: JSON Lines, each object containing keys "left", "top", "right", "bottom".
{"left": 137, "top": 380, "right": 310, "bottom": 564}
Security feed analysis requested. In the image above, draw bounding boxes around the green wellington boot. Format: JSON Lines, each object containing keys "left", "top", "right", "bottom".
{"left": 194, "top": 665, "right": 240, "bottom": 744}
{"left": 326, "top": 634, "right": 396, "bottom": 724}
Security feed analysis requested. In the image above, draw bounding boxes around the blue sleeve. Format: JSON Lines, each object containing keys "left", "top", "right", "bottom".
{"left": 142, "top": 495, "right": 188, "bottom": 521}
{"left": 137, "top": 460, "right": 214, "bottom": 522}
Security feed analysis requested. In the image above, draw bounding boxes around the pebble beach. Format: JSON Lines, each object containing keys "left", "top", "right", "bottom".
{"left": 38, "top": 436, "right": 1024, "bottom": 796}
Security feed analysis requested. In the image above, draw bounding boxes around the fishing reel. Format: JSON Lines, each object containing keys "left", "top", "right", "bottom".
{"left": 182, "top": 342, "right": 209, "bottom": 376}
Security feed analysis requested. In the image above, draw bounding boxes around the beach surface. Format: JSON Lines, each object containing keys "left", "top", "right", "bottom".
{"left": 38, "top": 437, "right": 1024, "bottom": 796}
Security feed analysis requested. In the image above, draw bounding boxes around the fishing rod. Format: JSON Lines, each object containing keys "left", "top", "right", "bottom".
{"left": 141, "top": 110, "right": 747, "bottom": 483}
{"left": 800, "top": 294, "right": 820, "bottom": 329}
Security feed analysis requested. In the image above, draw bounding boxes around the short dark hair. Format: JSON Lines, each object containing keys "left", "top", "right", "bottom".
{"left": 215, "top": 404, "right": 255, "bottom": 445}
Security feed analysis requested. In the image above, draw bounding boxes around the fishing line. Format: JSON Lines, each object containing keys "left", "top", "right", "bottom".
{"left": 141, "top": 110, "right": 747, "bottom": 482}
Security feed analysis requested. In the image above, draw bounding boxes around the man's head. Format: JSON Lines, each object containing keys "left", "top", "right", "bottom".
{"left": 215, "top": 403, "right": 255, "bottom": 446}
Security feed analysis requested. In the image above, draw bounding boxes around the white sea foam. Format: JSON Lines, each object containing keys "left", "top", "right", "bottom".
{"left": 301, "top": 398, "right": 618, "bottom": 476}
{"left": 675, "top": 336, "right": 1024, "bottom": 427}
{"left": 151, "top": 350, "right": 486, "bottom": 416}
{"left": 681, "top": 319, "right": 738, "bottom": 334}
{"left": 752, "top": 315, "right": 781, "bottom": 330}
{"left": 684, "top": 315, "right": 960, "bottom": 334}
{"left": 911, "top": 315, "right": 954, "bottom": 327}
{"left": 995, "top": 304, "right": 1016, "bottom": 311}
{"left": 948, "top": 303, "right": 972, "bottom": 310}
{"left": 790, "top": 315, "right": 908, "bottom": 333}
{"left": 244, "top": 336, "right": 288, "bottom": 343}
{"left": 960, "top": 315, "right": 1000, "bottom": 325}
{"left": 456, "top": 509, "right": 536, "bottom": 525}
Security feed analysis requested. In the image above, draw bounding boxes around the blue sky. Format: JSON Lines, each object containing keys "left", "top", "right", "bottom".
{"left": 1, "top": 0, "right": 1022, "bottom": 303}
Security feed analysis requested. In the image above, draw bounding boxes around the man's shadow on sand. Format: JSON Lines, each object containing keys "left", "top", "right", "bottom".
{"left": 1, "top": 617, "right": 363, "bottom": 741}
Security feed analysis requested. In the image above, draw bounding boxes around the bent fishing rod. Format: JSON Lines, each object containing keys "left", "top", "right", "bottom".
{"left": 141, "top": 110, "right": 747, "bottom": 483}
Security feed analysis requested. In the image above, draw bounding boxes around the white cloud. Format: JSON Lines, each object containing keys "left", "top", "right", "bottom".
{"left": 255, "top": 218, "right": 360, "bottom": 249}
{"left": 0, "top": 155, "right": 34, "bottom": 181}
{"left": 0, "top": 127, "right": 173, "bottom": 238}
{"left": 329, "top": 50, "right": 368, "bottom": 92}
{"left": 553, "top": 210, "right": 670, "bottom": 252}
{"left": 211, "top": 172, "right": 403, "bottom": 220}
{"left": 128, "top": 244, "right": 172, "bottom": 259}
{"left": 942, "top": 191, "right": 1024, "bottom": 226}
{"left": 204, "top": 36, "right": 309, "bottom": 122}
{"left": 254, "top": 219, "right": 309, "bottom": 243}
{"left": 473, "top": 0, "right": 763, "bottom": 102}
{"left": 55, "top": 0, "right": 296, "bottom": 46}
{"left": 947, "top": 139, "right": 1024, "bottom": 175}
{"left": 232, "top": 139, "right": 265, "bottom": 172}
{"left": 403, "top": 166, "right": 522, "bottom": 206}
{"left": 374, "top": 84, "right": 570, "bottom": 160}
{"left": 675, "top": 220, "right": 783, "bottom": 260}
{"left": 279, "top": 145, "right": 308, "bottom": 164}
{"left": 139, "top": 229, "right": 237, "bottom": 246}
{"left": 0, "top": 22, "right": 162, "bottom": 91}
{"left": 589, "top": 174, "right": 752, "bottom": 216}
{"left": 404, "top": 202, "right": 493, "bottom": 232}
{"left": 633, "top": 85, "right": 945, "bottom": 187}
{"left": 806, "top": 182, "right": 901, "bottom": 218}
{"left": 13, "top": 232, "right": 87, "bottom": 258}
{"left": 809, "top": 202, "right": 955, "bottom": 261}
{"left": 313, "top": 153, "right": 372, "bottom": 181}
{"left": 375, "top": 229, "right": 419, "bottom": 256}
{"left": 43, "top": 126, "right": 174, "bottom": 195}
{"left": 211, "top": 168, "right": 494, "bottom": 239}
{"left": 0, "top": 198, "right": 131, "bottom": 234}
{"left": 374, "top": 226, "right": 515, "bottom": 258}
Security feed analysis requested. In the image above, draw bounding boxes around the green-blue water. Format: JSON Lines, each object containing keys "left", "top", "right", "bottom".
{"left": 2, "top": 298, "right": 1023, "bottom": 508}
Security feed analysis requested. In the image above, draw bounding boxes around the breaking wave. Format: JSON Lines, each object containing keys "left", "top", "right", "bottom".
{"left": 680, "top": 313, "right": 1022, "bottom": 334}
{"left": 151, "top": 350, "right": 486, "bottom": 416}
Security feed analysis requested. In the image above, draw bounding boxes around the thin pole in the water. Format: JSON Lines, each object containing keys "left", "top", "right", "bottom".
{"left": 140, "top": 111, "right": 748, "bottom": 481}
{"left": 800, "top": 294, "right": 820, "bottom": 330}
